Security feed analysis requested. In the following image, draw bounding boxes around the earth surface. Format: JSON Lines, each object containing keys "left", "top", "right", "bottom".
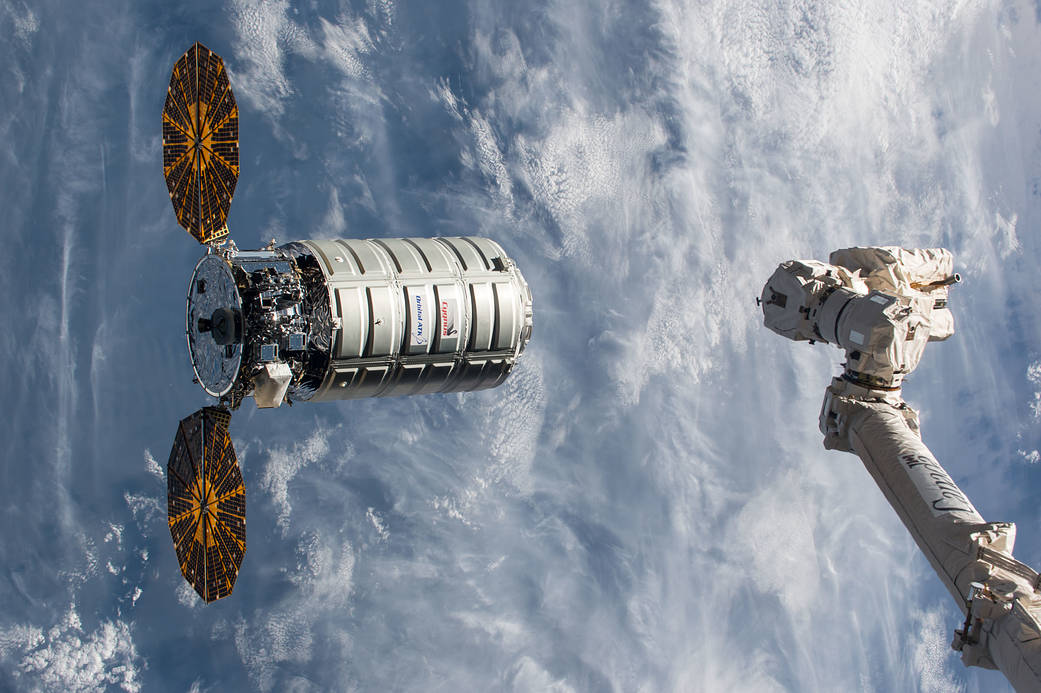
{"left": 2, "top": 1, "right": 1041, "bottom": 691}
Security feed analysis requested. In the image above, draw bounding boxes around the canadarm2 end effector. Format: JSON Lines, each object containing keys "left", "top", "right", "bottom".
{"left": 761, "top": 247, "right": 957, "bottom": 389}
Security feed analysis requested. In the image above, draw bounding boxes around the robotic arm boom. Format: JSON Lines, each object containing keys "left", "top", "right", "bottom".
{"left": 763, "top": 247, "right": 1041, "bottom": 692}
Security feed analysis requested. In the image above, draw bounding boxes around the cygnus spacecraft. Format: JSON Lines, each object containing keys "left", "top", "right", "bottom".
{"left": 161, "top": 43, "right": 533, "bottom": 602}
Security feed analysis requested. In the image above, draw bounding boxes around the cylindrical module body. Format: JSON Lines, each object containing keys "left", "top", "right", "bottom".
{"left": 185, "top": 237, "right": 533, "bottom": 409}
{"left": 298, "top": 237, "right": 533, "bottom": 401}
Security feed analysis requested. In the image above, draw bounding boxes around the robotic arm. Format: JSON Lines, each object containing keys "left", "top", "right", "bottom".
{"left": 762, "top": 247, "right": 1041, "bottom": 691}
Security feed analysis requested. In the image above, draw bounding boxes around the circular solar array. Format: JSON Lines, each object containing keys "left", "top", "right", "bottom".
{"left": 167, "top": 406, "right": 246, "bottom": 603}
{"left": 162, "top": 42, "right": 239, "bottom": 246}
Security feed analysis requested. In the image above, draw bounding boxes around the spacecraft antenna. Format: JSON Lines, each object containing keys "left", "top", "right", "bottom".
{"left": 160, "top": 43, "right": 534, "bottom": 603}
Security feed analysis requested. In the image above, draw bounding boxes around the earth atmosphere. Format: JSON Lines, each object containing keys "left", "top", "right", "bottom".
{"left": 2, "top": 1, "right": 1041, "bottom": 691}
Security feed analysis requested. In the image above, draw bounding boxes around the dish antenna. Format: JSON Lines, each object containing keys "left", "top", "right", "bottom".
{"left": 161, "top": 43, "right": 534, "bottom": 602}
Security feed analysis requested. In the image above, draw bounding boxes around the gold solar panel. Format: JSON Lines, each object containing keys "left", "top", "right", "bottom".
{"left": 162, "top": 43, "right": 239, "bottom": 245}
{"left": 167, "top": 407, "right": 246, "bottom": 602}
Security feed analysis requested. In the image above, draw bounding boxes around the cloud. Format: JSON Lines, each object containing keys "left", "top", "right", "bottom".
{"left": 234, "top": 612, "right": 315, "bottom": 693}
{"left": 1027, "top": 361, "right": 1041, "bottom": 419}
{"left": 229, "top": 0, "right": 317, "bottom": 117}
{"left": 317, "top": 14, "right": 373, "bottom": 81}
{"left": 436, "top": 82, "right": 516, "bottom": 214}
{"left": 5, "top": 1, "right": 1037, "bottom": 691}
{"left": 365, "top": 508, "right": 389, "bottom": 542}
{"left": 260, "top": 428, "right": 337, "bottom": 534}
{"left": 472, "top": 357, "right": 546, "bottom": 494}
{"left": 912, "top": 607, "right": 965, "bottom": 693}
{"left": 1, "top": 1, "right": 38, "bottom": 49}
{"left": 123, "top": 492, "right": 163, "bottom": 528}
{"left": 727, "top": 470, "right": 821, "bottom": 612}
{"left": 230, "top": 1, "right": 380, "bottom": 118}
{"left": 508, "top": 656, "right": 576, "bottom": 692}
{"left": 319, "top": 186, "right": 347, "bottom": 237}
{"left": 176, "top": 581, "right": 202, "bottom": 609}
{"left": 516, "top": 106, "right": 666, "bottom": 264}
{"left": 143, "top": 449, "right": 164, "bottom": 482}
{"left": 0, "top": 604, "right": 140, "bottom": 692}
{"left": 234, "top": 531, "right": 355, "bottom": 691}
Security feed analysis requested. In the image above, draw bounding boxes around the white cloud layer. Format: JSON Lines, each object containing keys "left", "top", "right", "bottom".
{"left": 0, "top": 605, "right": 140, "bottom": 692}
{"left": 260, "top": 428, "right": 338, "bottom": 534}
{"left": 4, "top": 0, "right": 1041, "bottom": 691}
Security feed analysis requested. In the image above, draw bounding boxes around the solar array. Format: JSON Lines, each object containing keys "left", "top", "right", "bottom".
{"left": 167, "top": 407, "right": 246, "bottom": 602}
{"left": 162, "top": 42, "right": 239, "bottom": 245}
